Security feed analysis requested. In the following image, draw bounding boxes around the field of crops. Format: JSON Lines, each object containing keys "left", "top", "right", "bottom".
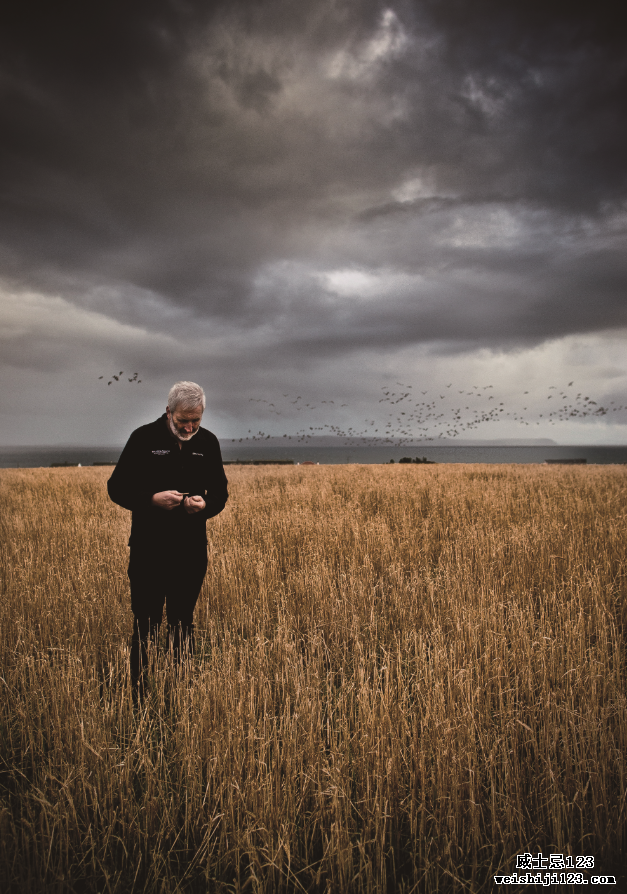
{"left": 1, "top": 463, "right": 626, "bottom": 892}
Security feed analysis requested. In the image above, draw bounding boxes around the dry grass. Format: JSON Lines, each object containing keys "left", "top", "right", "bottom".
{"left": 0, "top": 463, "right": 626, "bottom": 893}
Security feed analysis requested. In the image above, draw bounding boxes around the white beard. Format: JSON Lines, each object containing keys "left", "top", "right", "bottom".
{"left": 169, "top": 415, "right": 198, "bottom": 441}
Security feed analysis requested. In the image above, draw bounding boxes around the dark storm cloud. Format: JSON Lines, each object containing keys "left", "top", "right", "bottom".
{"left": 1, "top": 1, "right": 218, "bottom": 86}
{"left": 0, "top": 0, "right": 626, "bottom": 366}
{"left": 419, "top": 0, "right": 627, "bottom": 213}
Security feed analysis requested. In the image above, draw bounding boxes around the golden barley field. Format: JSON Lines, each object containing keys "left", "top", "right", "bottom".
{"left": 1, "top": 463, "right": 626, "bottom": 893}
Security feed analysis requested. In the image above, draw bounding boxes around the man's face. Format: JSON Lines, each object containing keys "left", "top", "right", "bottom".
{"left": 166, "top": 404, "right": 203, "bottom": 441}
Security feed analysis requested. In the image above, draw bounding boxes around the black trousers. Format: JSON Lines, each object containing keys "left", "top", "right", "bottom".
{"left": 128, "top": 541, "right": 208, "bottom": 690}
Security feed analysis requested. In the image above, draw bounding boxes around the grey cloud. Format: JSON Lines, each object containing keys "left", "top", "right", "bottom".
{"left": 0, "top": 0, "right": 626, "bottom": 404}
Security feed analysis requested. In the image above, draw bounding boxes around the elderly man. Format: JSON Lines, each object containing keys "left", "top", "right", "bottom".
{"left": 108, "top": 381, "right": 228, "bottom": 697}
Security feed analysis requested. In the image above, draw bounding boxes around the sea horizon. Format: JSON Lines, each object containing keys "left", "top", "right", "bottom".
{"left": 1, "top": 438, "right": 627, "bottom": 467}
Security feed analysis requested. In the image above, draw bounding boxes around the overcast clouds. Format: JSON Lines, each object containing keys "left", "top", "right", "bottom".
{"left": 1, "top": 0, "right": 626, "bottom": 446}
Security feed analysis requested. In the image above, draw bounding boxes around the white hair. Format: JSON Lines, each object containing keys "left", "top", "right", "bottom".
{"left": 167, "top": 381, "right": 206, "bottom": 413}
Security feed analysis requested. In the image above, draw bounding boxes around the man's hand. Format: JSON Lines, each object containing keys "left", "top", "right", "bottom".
{"left": 151, "top": 490, "right": 186, "bottom": 510}
{"left": 183, "top": 495, "right": 206, "bottom": 514}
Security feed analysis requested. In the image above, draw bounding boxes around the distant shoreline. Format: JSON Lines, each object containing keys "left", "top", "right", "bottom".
{"left": 2, "top": 442, "right": 627, "bottom": 468}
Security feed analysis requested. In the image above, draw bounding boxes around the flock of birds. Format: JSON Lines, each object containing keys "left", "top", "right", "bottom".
{"left": 98, "top": 373, "right": 625, "bottom": 446}
{"left": 99, "top": 371, "right": 141, "bottom": 385}
{"left": 240, "top": 381, "right": 626, "bottom": 446}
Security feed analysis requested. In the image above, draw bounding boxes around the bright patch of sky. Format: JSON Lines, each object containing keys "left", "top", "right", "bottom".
{"left": 322, "top": 268, "right": 428, "bottom": 301}
{"left": 392, "top": 174, "right": 440, "bottom": 203}
{"left": 327, "top": 9, "right": 409, "bottom": 80}
{"left": 441, "top": 207, "right": 524, "bottom": 248}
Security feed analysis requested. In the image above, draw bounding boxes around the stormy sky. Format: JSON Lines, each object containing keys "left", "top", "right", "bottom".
{"left": 1, "top": 0, "right": 626, "bottom": 446}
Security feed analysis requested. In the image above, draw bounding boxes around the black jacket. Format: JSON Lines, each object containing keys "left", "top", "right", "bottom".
{"left": 107, "top": 414, "right": 228, "bottom": 547}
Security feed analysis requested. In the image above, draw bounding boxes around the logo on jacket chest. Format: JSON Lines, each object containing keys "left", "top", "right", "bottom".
{"left": 152, "top": 449, "right": 171, "bottom": 455}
